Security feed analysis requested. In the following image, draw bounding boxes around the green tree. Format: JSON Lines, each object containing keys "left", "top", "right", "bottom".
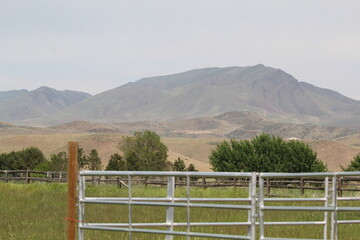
{"left": 49, "top": 151, "right": 68, "bottom": 172}
{"left": 106, "top": 153, "right": 126, "bottom": 171}
{"left": 78, "top": 147, "right": 88, "bottom": 170}
{"left": 13, "top": 147, "right": 47, "bottom": 170}
{"left": 119, "top": 130, "right": 168, "bottom": 171}
{"left": 342, "top": 153, "right": 360, "bottom": 171}
{"left": 0, "top": 153, "right": 12, "bottom": 170}
{"left": 173, "top": 157, "right": 186, "bottom": 171}
{"left": 209, "top": 133, "right": 327, "bottom": 173}
{"left": 87, "top": 149, "right": 102, "bottom": 170}
{"left": 187, "top": 163, "right": 197, "bottom": 172}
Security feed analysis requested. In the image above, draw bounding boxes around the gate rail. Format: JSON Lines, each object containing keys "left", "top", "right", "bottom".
{"left": 77, "top": 171, "right": 360, "bottom": 240}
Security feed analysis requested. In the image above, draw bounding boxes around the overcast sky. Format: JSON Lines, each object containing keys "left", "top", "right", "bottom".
{"left": 1, "top": 1, "right": 360, "bottom": 99}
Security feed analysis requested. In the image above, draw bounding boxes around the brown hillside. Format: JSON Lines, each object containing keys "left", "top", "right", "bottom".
{"left": 308, "top": 140, "right": 360, "bottom": 171}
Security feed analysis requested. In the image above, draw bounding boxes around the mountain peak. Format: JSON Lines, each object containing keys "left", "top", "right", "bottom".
{"left": 32, "top": 86, "right": 57, "bottom": 93}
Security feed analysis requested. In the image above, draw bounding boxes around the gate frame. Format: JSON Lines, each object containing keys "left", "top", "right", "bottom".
{"left": 76, "top": 171, "right": 360, "bottom": 240}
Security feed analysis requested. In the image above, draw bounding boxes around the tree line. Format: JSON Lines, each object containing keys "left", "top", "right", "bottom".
{"left": 0, "top": 130, "right": 197, "bottom": 172}
{"left": 1, "top": 131, "right": 360, "bottom": 173}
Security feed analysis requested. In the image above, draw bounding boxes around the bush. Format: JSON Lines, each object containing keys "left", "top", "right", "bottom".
{"left": 209, "top": 133, "right": 327, "bottom": 173}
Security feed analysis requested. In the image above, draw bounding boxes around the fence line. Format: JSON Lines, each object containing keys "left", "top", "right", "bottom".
{"left": 1, "top": 170, "right": 360, "bottom": 197}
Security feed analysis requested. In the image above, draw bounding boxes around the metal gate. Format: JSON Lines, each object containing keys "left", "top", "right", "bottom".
{"left": 77, "top": 171, "right": 360, "bottom": 240}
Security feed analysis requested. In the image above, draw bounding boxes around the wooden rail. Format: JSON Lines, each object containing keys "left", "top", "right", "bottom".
{"left": 1, "top": 170, "right": 360, "bottom": 196}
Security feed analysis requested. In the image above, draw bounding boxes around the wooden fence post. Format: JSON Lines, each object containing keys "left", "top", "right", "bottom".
{"left": 117, "top": 177, "right": 122, "bottom": 188}
{"left": 67, "top": 141, "right": 78, "bottom": 240}
{"left": 338, "top": 177, "right": 343, "bottom": 197}
{"left": 300, "top": 178, "right": 305, "bottom": 196}
{"left": 266, "top": 178, "right": 271, "bottom": 196}
{"left": 26, "top": 170, "right": 30, "bottom": 184}
{"left": 5, "top": 170, "right": 8, "bottom": 183}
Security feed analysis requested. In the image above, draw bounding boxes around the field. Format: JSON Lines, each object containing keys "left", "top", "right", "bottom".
{"left": 1, "top": 182, "right": 360, "bottom": 240}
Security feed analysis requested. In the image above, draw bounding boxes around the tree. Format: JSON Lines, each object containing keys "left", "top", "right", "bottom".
{"left": 173, "top": 158, "right": 186, "bottom": 171}
{"left": 0, "top": 153, "right": 12, "bottom": 170}
{"left": 87, "top": 149, "right": 102, "bottom": 170}
{"left": 106, "top": 153, "right": 126, "bottom": 171}
{"left": 78, "top": 147, "right": 88, "bottom": 170}
{"left": 342, "top": 153, "right": 360, "bottom": 171}
{"left": 14, "top": 147, "right": 47, "bottom": 170}
{"left": 49, "top": 151, "right": 68, "bottom": 172}
{"left": 187, "top": 164, "right": 197, "bottom": 172}
{"left": 209, "top": 133, "right": 327, "bottom": 173}
{"left": 119, "top": 130, "right": 168, "bottom": 171}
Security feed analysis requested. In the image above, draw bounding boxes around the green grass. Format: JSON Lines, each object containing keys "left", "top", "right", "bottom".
{"left": 1, "top": 182, "right": 360, "bottom": 239}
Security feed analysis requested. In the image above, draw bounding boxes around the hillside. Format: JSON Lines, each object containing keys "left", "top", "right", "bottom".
{"left": 15, "top": 65, "right": 360, "bottom": 127}
{"left": 0, "top": 87, "right": 91, "bottom": 123}
{"left": 48, "top": 111, "right": 360, "bottom": 143}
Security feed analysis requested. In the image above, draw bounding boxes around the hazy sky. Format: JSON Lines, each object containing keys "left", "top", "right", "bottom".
{"left": 1, "top": 1, "right": 360, "bottom": 99}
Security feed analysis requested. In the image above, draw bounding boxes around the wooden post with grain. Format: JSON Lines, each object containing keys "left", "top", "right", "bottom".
{"left": 67, "top": 141, "right": 78, "bottom": 240}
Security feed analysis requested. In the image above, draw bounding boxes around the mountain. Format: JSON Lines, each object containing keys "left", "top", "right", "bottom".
{"left": 0, "top": 87, "right": 91, "bottom": 123}
{"left": 3, "top": 65, "right": 360, "bottom": 127}
{"left": 28, "top": 64, "right": 358, "bottom": 127}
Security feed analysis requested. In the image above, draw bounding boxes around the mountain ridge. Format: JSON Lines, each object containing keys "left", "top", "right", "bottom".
{"left": 2, "top": 65, "right": 360, "bottom": 128}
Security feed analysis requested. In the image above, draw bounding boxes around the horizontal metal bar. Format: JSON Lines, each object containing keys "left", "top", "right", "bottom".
{"left": 260, "top": 171, "right": 360, "bottom": 178}
{"left": 81, "top": 199, "right": 251, "bottom": 210}
{"left": 336, "top": 207, "right": 360, "bottom": 211}
{"left": 262, "top": 238, "right": 321, "bottom": 240}
{"left": 338, "top": 197, "right": 360, "bottom": 201}
{"left": 86, "top": 222, "right": 252, "bottom": 227}
{"left": 264, "top": 198, "right": 326, "bottom": 202}
{"left": 85, "top": 197, "right": 251, "bottom": 202}
{"left": 86, "top": 221, "right": 326, "bottom": 228}
{"left": 80, "top": 225, "right": 251, "bottom": 239}
{"left": 337, "top": 220, "right": 360, "bottom": 224}
{"left": 263, "top": 221, "right": 326, "bottom": 226}
{"left": 80, "top": 170, "right": 253, "bottom": 177}
{"left": 262, "top": 206, "right": 335, "bottom": 211}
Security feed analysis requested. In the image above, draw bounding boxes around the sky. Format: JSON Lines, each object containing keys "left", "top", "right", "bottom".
{"left": 0, "top": 1, "right": 360, "bottom": 99}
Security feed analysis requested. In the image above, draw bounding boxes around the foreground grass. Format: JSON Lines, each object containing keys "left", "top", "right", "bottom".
{"left": 1, "top": 182, "right": 360, "bottom": 239}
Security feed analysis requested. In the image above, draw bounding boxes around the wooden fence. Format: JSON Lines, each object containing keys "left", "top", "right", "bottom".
{"left": 1, "top": 170, "right": 360, "bottom": 196}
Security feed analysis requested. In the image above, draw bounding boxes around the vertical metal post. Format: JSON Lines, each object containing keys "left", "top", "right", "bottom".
{"left": 186, "top": 175, "right": 191, "bottom": 240}
{"left": 78, "top": 175, "right": 85, "bottom": 240}
{"left": 266, "top": 178, "right": 271, "bottom": 196}
{"left": 259, "top": 174, "right": 265, "bottom": 240}
{"left": 330, "top": 176, "right": 338, "bottom": 240}
{"left": 248, "top": 173, "right": 257, "bottom": 240}
{"left": 128, "top": 175, "right": 132, "bottom": 240}
{"left": 67, "top": 141, "right": 78, "bottom": 240}
{"left": 166, "top": 176, "right": 175, "bottom": 240}
{"left": 324, "top": 177, "right": 329, "bottom": 240}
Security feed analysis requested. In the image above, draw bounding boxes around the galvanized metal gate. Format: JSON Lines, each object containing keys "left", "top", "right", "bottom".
{"left": 77, "top": 171, "right": 360, "bottom": 240}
